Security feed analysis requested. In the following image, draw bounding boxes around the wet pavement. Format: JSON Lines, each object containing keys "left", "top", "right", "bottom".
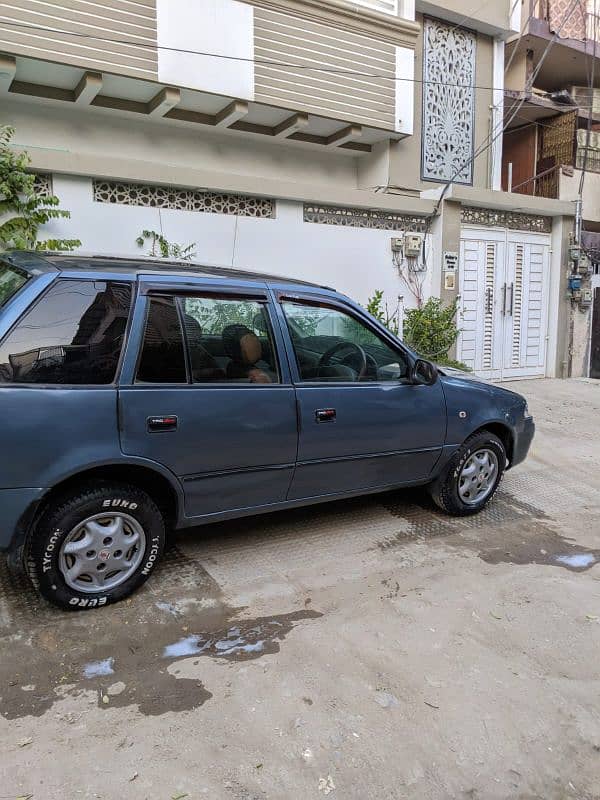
{"left": 1, "top": 378, "right": 600, "bottom": 799}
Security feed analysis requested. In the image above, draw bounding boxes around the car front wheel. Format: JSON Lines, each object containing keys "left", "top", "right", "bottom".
{"left": 429, "top": 430, "right": 506, "bottom": 516}
{"left": 28, "top": 482, "right": 166, "bottom": 610}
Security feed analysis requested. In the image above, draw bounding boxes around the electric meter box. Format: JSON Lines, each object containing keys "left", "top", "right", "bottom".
{"left": 404, "top": 234, "right": 424, "bottom": 258}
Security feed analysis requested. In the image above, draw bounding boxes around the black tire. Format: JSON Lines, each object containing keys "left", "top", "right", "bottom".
{"left": 27, "top": 482, "right": 166, "bottom": 610}
{"left": 428, "top": 430, "right": 506, "bottom": 516}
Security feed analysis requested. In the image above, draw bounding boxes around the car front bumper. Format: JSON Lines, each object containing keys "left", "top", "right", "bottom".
{"left": 511, "top": 416, "right": 535, "bottom": 468}
{"left": 0, "top": 488, "right": 45, "bottom": 551}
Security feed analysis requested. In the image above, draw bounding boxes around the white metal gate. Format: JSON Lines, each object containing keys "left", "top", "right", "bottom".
{"left": 458, "top": 227, "right": 551, "bottom": 380}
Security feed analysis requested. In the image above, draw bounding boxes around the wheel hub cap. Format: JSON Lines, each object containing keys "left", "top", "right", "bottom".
{"left": 59, "top": 512, "right": 146, "bottom": 593}
{"left": 457, "top": 448, "right": 499, "bottom": 506}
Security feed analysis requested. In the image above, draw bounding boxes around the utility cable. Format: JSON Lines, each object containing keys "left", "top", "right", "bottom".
{"left": 0, "top": 17, "right": 553, "bottom": 93}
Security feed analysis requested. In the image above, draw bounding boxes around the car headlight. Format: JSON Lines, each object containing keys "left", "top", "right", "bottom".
{"left": 523, "top": 402, "right": 531, "bottom": 419}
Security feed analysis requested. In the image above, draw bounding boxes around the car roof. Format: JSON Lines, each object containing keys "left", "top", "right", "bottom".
{"left": 1, "top": 250, "right": 335, "bottom": 291}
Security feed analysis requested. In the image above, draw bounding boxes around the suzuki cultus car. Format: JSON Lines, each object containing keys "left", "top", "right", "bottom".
{"left": 0, "top": 252, "right": 534, "bottom": 609}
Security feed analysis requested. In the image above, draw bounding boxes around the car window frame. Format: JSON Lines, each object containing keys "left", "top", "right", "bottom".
{"left": 274, "top": 290, "right": 415, "bottom": 388}
{"left": 127, "top": 285, "right": 290, "bottom": 388}
{"left": 133, "top": 294, "right": 189, "bottom": 386}
{"left": 0, "top": 275, "right": 135, "bottom": 390}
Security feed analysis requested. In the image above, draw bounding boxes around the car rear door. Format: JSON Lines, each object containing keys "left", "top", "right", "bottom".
{"left": 118, "top": 277, "right": 298, "bottom": 520}
{"left": 272, "top": 289, "right": 447, "bottom": 500}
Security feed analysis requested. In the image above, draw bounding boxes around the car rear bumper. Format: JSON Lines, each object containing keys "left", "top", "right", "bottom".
{"left": 511, "top": 417, "right": 535, "bottom": 468}
{"left": 0, "top": 488, "right": 45, "bottom": 551}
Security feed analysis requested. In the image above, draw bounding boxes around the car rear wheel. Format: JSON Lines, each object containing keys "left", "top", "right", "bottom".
{"left": 28, "top": 482, "right": 165, "bottom": 610}
{"left": 429, "top": 431, "right": 506, "bottom": 516}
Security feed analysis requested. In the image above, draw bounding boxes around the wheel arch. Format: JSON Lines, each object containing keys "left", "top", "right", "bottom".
{"left": 470, "top": 421, "right": 514, "bottom": 466}
{"left": 16, "top": 461, "right": 183, "bottom": 561}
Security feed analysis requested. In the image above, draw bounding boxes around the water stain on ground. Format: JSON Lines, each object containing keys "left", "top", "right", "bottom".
{"left": 378, "top": 489, "right": 600, "bottom": 574}
{"left": 0, "top": 544, "right": 321, "bottom": 720}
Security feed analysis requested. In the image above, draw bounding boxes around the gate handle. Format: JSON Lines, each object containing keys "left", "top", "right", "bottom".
{"left": 508, "top": 282, "right": 514, "bottom": 316}
{"left": 501, "top": 283, "right": 507, "bottom": 315}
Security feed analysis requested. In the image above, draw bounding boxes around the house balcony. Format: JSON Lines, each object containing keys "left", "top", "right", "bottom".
{"left": 0, "top": 0, "right": 420, "bottom": 156}
{"left": 507, "top": 0, "right": 600, "bottom": 91}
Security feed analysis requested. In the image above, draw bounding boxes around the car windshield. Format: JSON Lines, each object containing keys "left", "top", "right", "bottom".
{"left": 0, "top": 262, "right": 29, "bottom": 308}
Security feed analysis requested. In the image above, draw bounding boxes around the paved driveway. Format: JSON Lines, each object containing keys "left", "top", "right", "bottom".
{"left": 1, "top": 379, "right": 600, "bottom": 800}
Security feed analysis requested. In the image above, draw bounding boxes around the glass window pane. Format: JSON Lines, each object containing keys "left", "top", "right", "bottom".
{"left": 0, "top": 262, "right": 29, "bottom": 308}
{"left": 0, "top": 279, "right": 131, "bottom": 385}
{"left": 282, "top": 301, "right": 410, "bottom": 383}
{"left": 136, "top": 297, "right": 187, "bottom": 384}
{"left": 181, "top": 297, "right": 279, "bottom": 384}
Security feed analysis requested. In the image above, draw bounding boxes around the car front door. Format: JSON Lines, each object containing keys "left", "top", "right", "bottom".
{"left": 275, "top": 292, "right": 447, "bottom": 500}
{"left": 118, "top": 280, "right": 298, "bottom": 520}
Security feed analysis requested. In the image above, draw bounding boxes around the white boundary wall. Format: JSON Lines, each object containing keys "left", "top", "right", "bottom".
{"left": 40, "top": 174, "right": 434, "bottom": 314}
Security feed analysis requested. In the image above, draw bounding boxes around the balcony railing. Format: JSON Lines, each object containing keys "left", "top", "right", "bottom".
{"left": 510, "top": 164, "right": 561, "bottom": 199}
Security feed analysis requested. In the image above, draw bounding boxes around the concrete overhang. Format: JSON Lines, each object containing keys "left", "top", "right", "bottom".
{"left": 21, "top": 145, "right": 438, "bottom": 216}
{"left": 0, "top": 52, "right": 409, "bottom": 156}
{"left": 507, "top": 20, "right": 600, "bottom": 91}
{"left": 504, "top": 91, "right": 577, "bottom": 129}
{"left": 421, "top": 185, "right": 576, "bottom": 217}
{"left": 415, "top": 0, "right": 518, "bottom": 39}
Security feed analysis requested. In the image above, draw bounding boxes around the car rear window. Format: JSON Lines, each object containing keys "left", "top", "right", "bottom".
{"left": 0, "top": 279, "right": 132, "bottom": 385}
{"left": 0, "top": 262, "right": 29, "bottom": 308}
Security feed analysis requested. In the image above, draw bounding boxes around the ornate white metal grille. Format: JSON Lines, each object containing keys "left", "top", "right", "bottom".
{"left": 483, "top": 243, "right": 495, "bottom": 370}
{"left": 93, "top": 181, "right": 275, "bottom": 219}
{"left": 304, "top": 204, "right": 427, "bottom": 232}
{"left": 422, "top": 18, "right": 476, "bottom": 185}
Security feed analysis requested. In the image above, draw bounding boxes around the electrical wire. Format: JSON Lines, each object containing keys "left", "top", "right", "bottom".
{"left": 0, "top": 16, "right": 543, "bottom": 93}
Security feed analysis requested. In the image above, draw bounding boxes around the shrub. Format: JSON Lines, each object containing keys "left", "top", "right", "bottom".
{"left": 366, "top": 291, "right": 467, "bottom": 369}
{"left": 0, "top": 125, "right": 80, "bottom": 251}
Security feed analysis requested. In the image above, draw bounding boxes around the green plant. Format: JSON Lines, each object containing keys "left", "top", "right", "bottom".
{"left": 136, "top": 230, "right": 196, "bottom": 260}
{"left": 403, "top": 296, "right": 466, "bottom": 367}
{"left": 365, "top": 289, "right": 400, "bottom": 336}
{"left": 0, "top": 126, "right": 80, "bottom": 251}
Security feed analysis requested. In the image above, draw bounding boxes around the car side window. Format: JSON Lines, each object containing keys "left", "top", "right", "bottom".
{"left": 282, "top": 301, "right": 410, "bottom": 383}
{"left": 136, "top": 297, "right": 187, "bottom": 383}
{"left": 0, "top": 279, "right": 132, "bottom": 385}
{"left": 180, "top": 296, "right": 280, "bottom": 384}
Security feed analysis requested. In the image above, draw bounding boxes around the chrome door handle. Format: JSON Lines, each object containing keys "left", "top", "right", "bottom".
{"left": 508, "top": 282, "right": 514, "bottom": 316}
{"left": 501, "top": 283, "right": 507, "bottom": 315}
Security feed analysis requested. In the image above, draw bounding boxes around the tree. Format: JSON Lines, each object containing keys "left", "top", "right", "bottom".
{"left": 0, "top": 125, "right": 80, "bottom": 251}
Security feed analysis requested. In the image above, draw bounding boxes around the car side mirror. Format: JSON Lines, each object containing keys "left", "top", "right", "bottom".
{"left": 411, "top": 358, "right": 438, "bottom": 386}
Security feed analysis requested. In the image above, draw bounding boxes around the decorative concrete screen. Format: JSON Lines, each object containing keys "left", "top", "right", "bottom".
{"left": 33, "top": 173, "right": 53, "bottom": 198}
{"left": 93, "top": 181, "right": 275, "bottom": 219}
{"left": 421, "top": 18, "right": 476, "bottom": 184}
{"left": 304, "top": 204, "right": 427, "bottom": 232}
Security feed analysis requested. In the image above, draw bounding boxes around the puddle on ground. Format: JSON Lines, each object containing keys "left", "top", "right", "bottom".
{"left": 0, "top": 544, "right": 322, "bottom": 720}
{"left": 83, "top": 657, "right": 115, "bottom": 679}
{"left": 378, "top": 489, "right": 600, "bottom": 574}
{"left": 480, "top": 526, "right": 600, "bottom": 572}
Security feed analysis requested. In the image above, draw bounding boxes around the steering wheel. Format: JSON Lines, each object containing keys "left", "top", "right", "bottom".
{"left": 318, "top": 341, "right": 368, "bottom": 380}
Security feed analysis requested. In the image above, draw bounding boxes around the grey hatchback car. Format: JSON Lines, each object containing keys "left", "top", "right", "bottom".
{"left": 0, "top": 251, "right": 534, "bottom": 610}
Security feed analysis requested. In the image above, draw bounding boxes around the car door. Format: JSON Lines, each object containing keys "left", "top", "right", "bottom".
{"left": 274, "top": 291, "right": 447, "bottom": 500}
{"left": 118, "top": 279, "right": 298, "bottom": 519}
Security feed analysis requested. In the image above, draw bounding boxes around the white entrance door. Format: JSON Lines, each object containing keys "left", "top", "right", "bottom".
{"left": 458, "top": 228, "right": 551, "bottom": 380}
